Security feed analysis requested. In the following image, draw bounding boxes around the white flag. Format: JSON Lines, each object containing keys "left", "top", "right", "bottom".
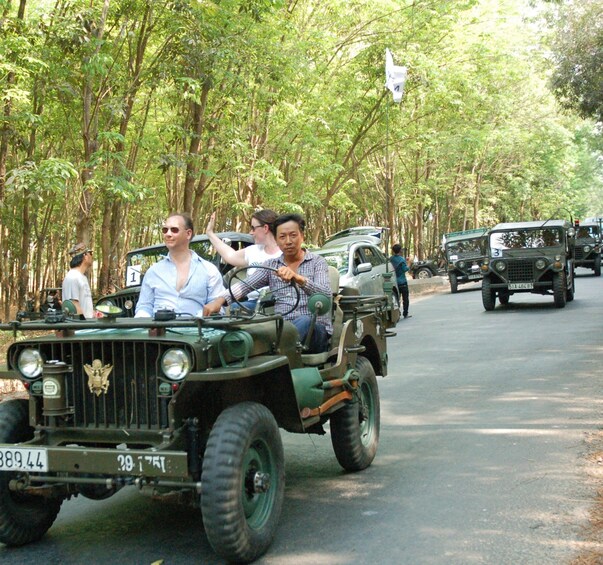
{"left": 385, "top": 48, "right": 407, "bottom": 103}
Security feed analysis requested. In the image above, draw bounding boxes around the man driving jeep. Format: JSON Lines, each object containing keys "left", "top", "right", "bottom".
{"left": 204, "top": 213, "right": 332, "bottom": 353}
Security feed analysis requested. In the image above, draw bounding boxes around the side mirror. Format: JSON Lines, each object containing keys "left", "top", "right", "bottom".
{"left": 356, "top": 262, "right": 372, "bottom": 274}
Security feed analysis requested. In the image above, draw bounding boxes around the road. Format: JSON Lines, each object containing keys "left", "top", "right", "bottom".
{"left": 1, "top": 270, "right": 603, "bottom": 564}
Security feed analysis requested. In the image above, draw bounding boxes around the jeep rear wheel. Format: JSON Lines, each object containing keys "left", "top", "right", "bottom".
{"left": 481, "top": 277, "right": 496, "bottom": 311}
{"left": 415, "top": 267, "right": 432, "bottom": 279}
{"left": 449, "top": 273, "right": 458, "bottom": 294}
{"left": 553, "top": 272, "right": 567, "bottom": 308}
{"left": 330, "top": 357, "right": 380, "bottom": 472}
{"left": 0, "top": 400, "right": 63, "bottom": 546}
{"left": 201, "top": 402, "right": 284, "bottom": 563}
{"left": 595, "top": 255, "right": 601, "bottom": 277}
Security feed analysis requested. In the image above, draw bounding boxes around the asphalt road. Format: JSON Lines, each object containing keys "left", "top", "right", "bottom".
{"left": 1, "top": 269, "right": 603, "bottom": 565}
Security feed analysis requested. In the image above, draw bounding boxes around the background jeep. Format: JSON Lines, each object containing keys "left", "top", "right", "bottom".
{"left": 443, "top": 228, "right": 489, "bottom": 293}
{"left": 0, "top": 266, "right": 398, "bottom": 562}
{"left": 573, "top": 221, "right": 601, "bottom": 276}
{"left": 481, "top": 220, "right": 575, "bottom": 310}
{"left": 96, "top": 232, "right": 253, "bottom": 316}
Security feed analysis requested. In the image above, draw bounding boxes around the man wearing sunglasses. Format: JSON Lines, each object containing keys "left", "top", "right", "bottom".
{"left": 135, "top": 213, "right": 225, "bottom": 318}
{"left": 62, "top": 242, "right": 95, "bottom": 318}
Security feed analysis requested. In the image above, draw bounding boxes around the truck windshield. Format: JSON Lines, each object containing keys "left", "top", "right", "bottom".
{"left": 490, "top": 228, "right": 561, "bottom": 250}
{"left": 446, "top": 238, "right": 486, "bottom": 258}
{"left": 577, "top": 226, "right": 598, "bottom": 238}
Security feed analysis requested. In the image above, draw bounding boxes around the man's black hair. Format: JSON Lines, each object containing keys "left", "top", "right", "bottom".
{"left": 70, "top": 254, "right": 85, "bottom": 269}
{"left": 272, "top": 213, "right": 306, "bottom": 235}
{"left": 392, "top": 243, "right": 402, "bottom": 254}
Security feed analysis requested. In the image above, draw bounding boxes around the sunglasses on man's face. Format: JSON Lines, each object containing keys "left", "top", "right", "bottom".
{"left": 162, "top": 226, "right": 181, "bottom": 234}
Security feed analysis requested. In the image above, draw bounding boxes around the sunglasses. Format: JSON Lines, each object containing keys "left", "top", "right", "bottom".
{"left": 162, "top": 226, "right": 181, "bottom": 234}
{"left": 250, "top": 224, "right": 265, "bottom": 232}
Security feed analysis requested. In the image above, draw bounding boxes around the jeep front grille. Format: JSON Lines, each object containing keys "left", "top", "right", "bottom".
{"left": 12, "top": 341, "right": 191, "bottom": 430}
{"left": 507, "top": 260, "right": 534, "bottom": 282}
{"left": 574, "top": 248, "right": 584, "bottom": 261}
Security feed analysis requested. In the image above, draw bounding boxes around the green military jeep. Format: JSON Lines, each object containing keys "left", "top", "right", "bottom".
{"left": 443, "top": 228, "right": 489, "bottom": 293}
{"left": 574, "top": 221, "right": 601, "bottom": 276}
{"left": 480, "top": 220, "right": 576, "bottom": 310}
{"left": 0, "top": 266, "right": 398, "bottom": 563}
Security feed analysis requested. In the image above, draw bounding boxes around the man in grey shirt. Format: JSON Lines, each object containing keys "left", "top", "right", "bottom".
{"left": 62, "top": 242, "right": 94, "bottom": 318}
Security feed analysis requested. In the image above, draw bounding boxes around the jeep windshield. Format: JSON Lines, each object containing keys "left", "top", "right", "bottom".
{"left": 446, "top": 238, "right": 487, "bottom": 259}
{"left": 576, "top": 225, "right": 599, "bottom": 239}
{"left": 317, "top": 249, "right": 349, "bottom": 275}
{"left": 490, "top": 228, "right": 562, "bottom": 253}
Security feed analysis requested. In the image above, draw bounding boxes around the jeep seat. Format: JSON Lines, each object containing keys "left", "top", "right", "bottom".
{"left": 301, "top": 266, "right": 343, "bottom": 366}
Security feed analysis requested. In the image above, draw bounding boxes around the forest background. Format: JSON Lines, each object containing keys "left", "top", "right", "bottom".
{"left": 0, "top": 0, "right": 602, "bottom": 319}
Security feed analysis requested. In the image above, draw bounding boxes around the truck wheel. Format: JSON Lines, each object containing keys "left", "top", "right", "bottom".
{"left": 449, "top": 273, "right": 458, "bottom": 294}
{"left": 553, "top": 272, "right": 567, "bottom": 308}
{"left": 201, "top": 402, "right": 284, "bottom": 563}
{"left": 498, "top": 292, "right": 510, "bottom": 305}
{"left": 481, "top": 277, "right": 496, "bottom": 311}
{"left": 415, "top": 268, "right": 432, "bottom": 279}
{"left": 594, "top": 255, "right": 601, "bottom": 277}
{"left": 0, "top": 400, "right": 63, "bottom": 546}
{"left": 330, "top": 357, "right": 380, "bottom": 472}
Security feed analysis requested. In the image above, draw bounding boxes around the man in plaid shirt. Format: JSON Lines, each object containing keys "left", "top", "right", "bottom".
{"left": 204, "top": 214, "right": 332, "bottom": 353}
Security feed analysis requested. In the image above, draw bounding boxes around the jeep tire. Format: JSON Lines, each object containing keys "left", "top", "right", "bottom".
{"left": 0, "top": 400, "right": 63, "bottom": 546}
{"left": 498, "top": 291, "right": 510, "bottom": 305}
{"left": 595, "top": 255, "right": 601, "bottom": 277}
{"left": 201, "top": 402, "right": 284, "bottom": 563}
{"left": 553, "top": 272, "right": 567, "bottom": 308}
{"left": 481, "top": 277, "right": 496, "bottom": 311}
{"left": 330, "top": 357, "right": 380, "bottom": 472}
{"left": 415, "top": 267, "right": 432, "bottom": 279}
{"left": 449, "top": 273, "right": 458, "bottom": 294}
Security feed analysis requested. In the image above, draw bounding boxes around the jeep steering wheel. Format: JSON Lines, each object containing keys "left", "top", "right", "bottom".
{"left": 228, "top": 265, "right": 301, "bottom": 317}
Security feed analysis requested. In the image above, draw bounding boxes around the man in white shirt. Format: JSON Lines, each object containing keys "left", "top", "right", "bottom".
{"left": 135, "top": 212, "right": 225, "bottom": 318}
{"left": 62, "top": 242, "right": 94, "bottom": 318}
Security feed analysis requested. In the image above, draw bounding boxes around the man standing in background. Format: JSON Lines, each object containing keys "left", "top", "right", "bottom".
{"left": 62, "top": 243, "right": 94, "bottom": 318}
{"left": 390, "top": 243, "right": 411, "bottom": 319}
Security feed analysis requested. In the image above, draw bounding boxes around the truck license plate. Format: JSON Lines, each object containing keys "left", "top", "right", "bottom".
{"left": 468, "top": 274, "right": 481, "bottom": 280}
{"left": 0, "top": 448, "right": 48, "bottom": 472}
{"left": 509, "top": 282, "right": 533, "bottom": 290}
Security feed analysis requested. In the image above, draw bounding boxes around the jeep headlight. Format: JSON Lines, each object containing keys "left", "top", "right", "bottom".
{"left": 494, "top": 261, "right": 506, "bottom": 272}
{"left": 161, "top": 349, "right": 190, "bottom": 381}
{"left": 584, "top": 245, "right": 591, "bottom": 253}
{"left": 17, "top": 349, "right": 43, "bottom": 379}
{"left": 535, "top": 259, "right": 547, "bottom": 270}
{"left": 457, "top": 261, "right": 466, "bottom": 269}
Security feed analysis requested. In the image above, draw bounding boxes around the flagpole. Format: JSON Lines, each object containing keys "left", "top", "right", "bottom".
{"left": 385, "top": 97, "right": 390, "bottom": 254}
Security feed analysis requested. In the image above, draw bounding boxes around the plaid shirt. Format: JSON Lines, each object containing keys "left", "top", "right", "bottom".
{"left": 223, "top": 250, "right": 333, "bottom": 334}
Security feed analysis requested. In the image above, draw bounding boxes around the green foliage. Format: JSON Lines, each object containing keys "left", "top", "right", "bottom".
{"left": 0, "top": 0, "right": 601, "bottom": 311}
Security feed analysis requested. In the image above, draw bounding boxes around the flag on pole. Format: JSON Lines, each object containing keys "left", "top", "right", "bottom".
{"left": 385, "top": 48, "right": 407, "bottom": 103}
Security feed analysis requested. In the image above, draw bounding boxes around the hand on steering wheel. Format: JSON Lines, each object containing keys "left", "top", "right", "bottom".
{"left": 228, "top": 265, "right": 301, "bottom": 317}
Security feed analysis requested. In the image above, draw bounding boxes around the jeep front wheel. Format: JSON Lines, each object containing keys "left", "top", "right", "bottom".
{"left": 594, "top": 255, "right": 601, "bottom": 277}
{"left": 414, "top": 267, "right": 432, "bottom": 279}
{"left": 481, "top": 277, "right": 496, "bottom": 311}
{"left": 201, "top": 402, "right": 284, "bottom": 563}
{"left": 330, "top": 357, "right": 380, "bottom": 472}
{"left": 0, "top": 400, "right": 63, "bottom": 546}
{"left": 553, "top": 272, "right": 567, "bottom": 308}
{"left": 449, "top": 273, "right": 458, "bottom": 294}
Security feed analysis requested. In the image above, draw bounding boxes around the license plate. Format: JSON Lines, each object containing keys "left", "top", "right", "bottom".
{"left": 509, "top": 282, "right": 533, "bottom": 290}
{"left": 468, "top": 274, "right": 481, "bottom": 279}
{"left": 0, "top": 447, "right": 48, "bottom": 472}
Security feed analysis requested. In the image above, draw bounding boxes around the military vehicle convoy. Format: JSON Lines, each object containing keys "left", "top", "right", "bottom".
{"left": 443, "top": 228, "right": 489, "bottom": 293}
{"left": 0, "top": 265, "right": 398, "bottom": 563}
{"left": 480, "top": 220, "right": 576, "bottom": 310}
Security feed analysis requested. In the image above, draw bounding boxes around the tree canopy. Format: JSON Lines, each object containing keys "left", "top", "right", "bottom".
{"left": 0, "top": 0, "right": 601, "bottom": 317}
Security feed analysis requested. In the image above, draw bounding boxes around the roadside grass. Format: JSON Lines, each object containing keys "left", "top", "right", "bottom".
{"left": 571, "top": 433, "right": 603, "bottom": 564}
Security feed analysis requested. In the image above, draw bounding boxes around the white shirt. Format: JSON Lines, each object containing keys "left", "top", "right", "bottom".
{"left": 243, "top": 244, "right": 282, "bottom": 300}
{"left": 62, "top": 269, "right": 94, "bottom": 318}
